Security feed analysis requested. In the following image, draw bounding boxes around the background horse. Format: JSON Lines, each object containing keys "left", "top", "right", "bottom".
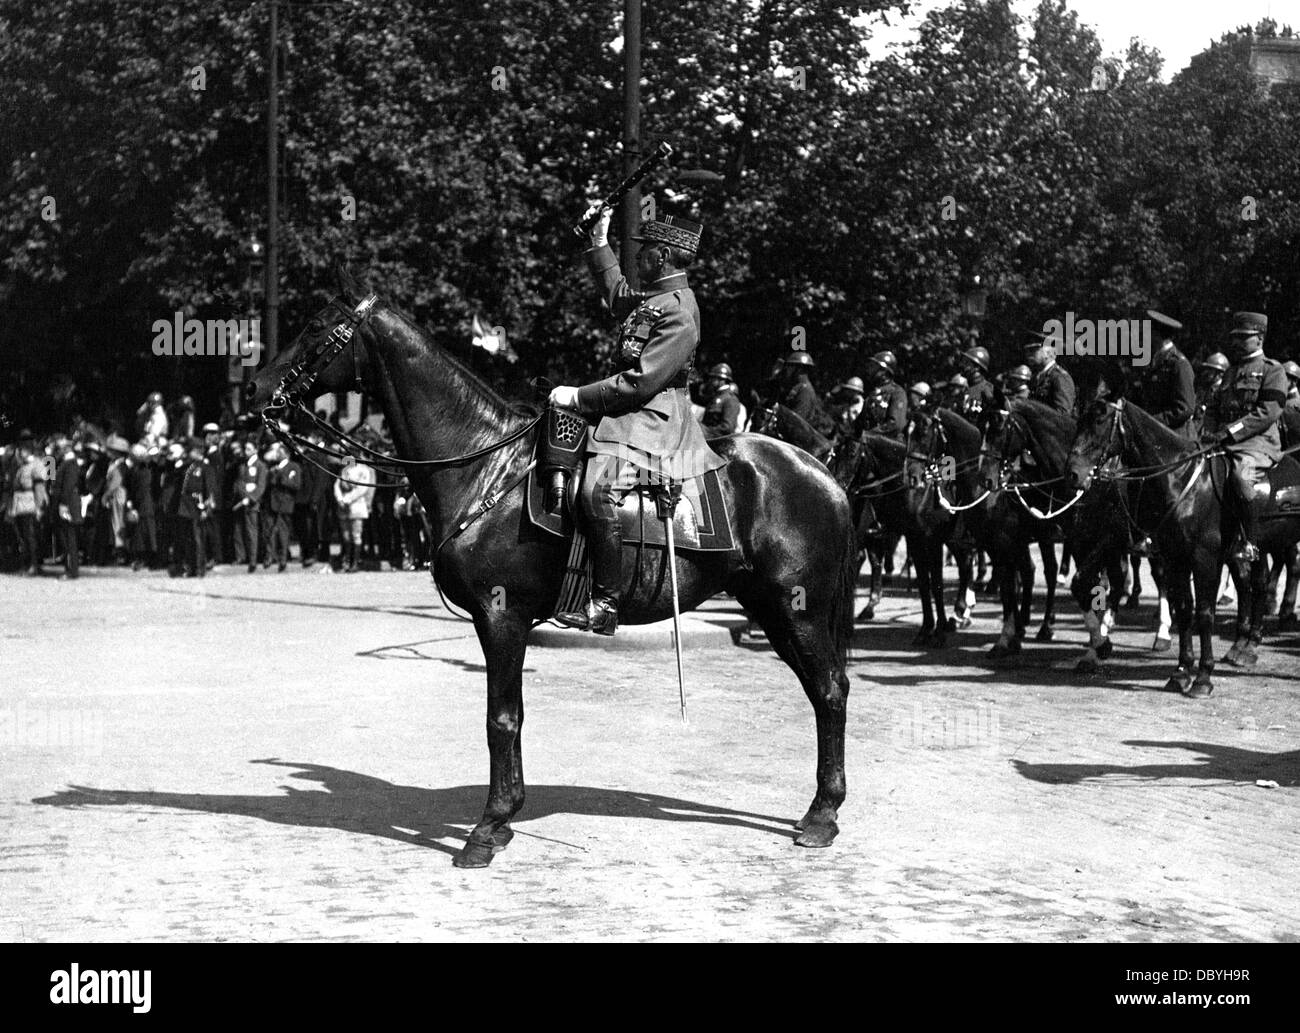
{"left": 248, "top": 269, "right": 858, "bottom": 866}
{"left": 1067, "top": 397, "right": 1300, "bottom": 694}
{"left": 971, "top": 400, "right": 1077, "bottom": 657}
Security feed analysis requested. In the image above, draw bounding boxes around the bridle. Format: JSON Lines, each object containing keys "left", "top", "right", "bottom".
{"left": 259, "top": 293, "right": 542, "bottom": 479}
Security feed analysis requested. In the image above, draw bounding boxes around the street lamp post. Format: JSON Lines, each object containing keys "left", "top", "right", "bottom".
{"left": 621, "top": 0, "right": 642, "bottom": 286}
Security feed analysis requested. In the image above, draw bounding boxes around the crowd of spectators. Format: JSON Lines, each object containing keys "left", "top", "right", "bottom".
{"left": 0, "top": 392, "right": 433, "bottom": 579}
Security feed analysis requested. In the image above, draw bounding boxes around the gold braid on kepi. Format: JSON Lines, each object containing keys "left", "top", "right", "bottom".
{"left": 631, "top": 215, "right": 703, "bottom": 254}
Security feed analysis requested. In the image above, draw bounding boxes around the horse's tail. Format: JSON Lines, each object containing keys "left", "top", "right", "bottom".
{"left": 829, "top": 513, "right": 857, "bottom": 665}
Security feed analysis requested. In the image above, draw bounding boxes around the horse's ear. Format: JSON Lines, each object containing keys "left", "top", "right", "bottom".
{"left": 333, "top": 261, "right": 362, "bottom": 301}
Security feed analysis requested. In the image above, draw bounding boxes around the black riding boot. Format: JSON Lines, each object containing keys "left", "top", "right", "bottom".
{"left": 555, "top": 518, "right": 622, "bottom": 635}
{"left": 1233, "top": 500, "right": 1262, "bottom": 565}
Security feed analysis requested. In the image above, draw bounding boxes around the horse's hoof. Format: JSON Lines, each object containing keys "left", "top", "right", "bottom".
{"left": 1183, "top": 677, "right": 1214, "bottom": 699}
{"left": 794, "top": 820, "right": 839, "bottom": 849}
{"left": 955, "top": 614, "right": 972, "bottom": 630}
{"left": 1151, "top": 635, "right": 1172, "bottom": 653}
{"left": 1223, "top": 643, "right": 1244, "bottom": 667}
{"left": 452, "top": 838, "right": 497, "bottom": 869}
{"left": 1238, "top": 645, "right": 1260, "bottom": 668}
{"left": 1075, "top": 656, "right": 1099, "bottom": 675}
{"left": 945, "top": 617, "right": 957, "bottom": 633}
{"left": 1125, "top": 594, "right": 1142, "bottom": 610}
{"left": 856, "top": 605, "right": 875, "bottom": 623}
{"left": 987, "top": 643, "right": 1008, "bottom": 659}
{"left": 1096, "top": 639, "right": 1114, "bottom": 661}
{"left": 1035, "top": 623, "right": 1055, "bottom": 642}
{"left": 491, "top": 826, "right": 515, "bottom": 853}
{"left": 1164, "top": 671, "right": 1192, "bottom": 694}
{"left": 1279, "top": 613, "right": 1299, "bottom": 632}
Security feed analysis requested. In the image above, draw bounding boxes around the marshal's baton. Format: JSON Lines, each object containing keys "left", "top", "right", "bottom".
{"left": 663, "top": 492, "right": 688, "bottom": 724}
{"left": 573, "top": 142, "right": 674, "bottom": 238}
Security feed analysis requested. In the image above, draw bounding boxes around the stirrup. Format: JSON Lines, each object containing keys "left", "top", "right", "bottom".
{"left": 554, "top": 598, "right": 618, "bottom": 636}
{"left": 1232, "top": 540, "right": 1260, "bottom": 564}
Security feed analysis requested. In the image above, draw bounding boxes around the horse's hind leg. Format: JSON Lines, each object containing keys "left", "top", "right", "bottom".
{"left": 1187, "top": 558, "right": 1221, "bottom": 697}
{"left": 741, "top": 589, "right": 847, "bottom": 848}
{"left": 456, "top": 613, "right": 529, "bottom": 868}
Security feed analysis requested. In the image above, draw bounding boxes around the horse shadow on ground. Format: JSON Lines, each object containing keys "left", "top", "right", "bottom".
{"left": 31, "top": 760, "right": 796, "bottom": 857}
{"left": 1013, "top": 741, "right": 1300, "bottom": 787}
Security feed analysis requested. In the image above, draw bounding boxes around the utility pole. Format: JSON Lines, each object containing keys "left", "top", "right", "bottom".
{"left": 621, "top": 0, "right": 641, "bottom": 287}
{"left": 265, "top": 0, "right": 280, "bottom": 362}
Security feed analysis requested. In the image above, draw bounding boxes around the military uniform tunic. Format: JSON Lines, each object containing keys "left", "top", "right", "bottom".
{"left": 960, "top": 377, "right": 996, "bottom": 426}
{"left": 1030, "top": 361, "right": 1076, "bottom": 418}
{"left": 1130, "top": 342, "right": 1196, "bottom": 438}
{"left": 1205, "top": 353, "right": 1286, "bottom": 466}
{"left": 702, "top": 388, "right": 741, "bottom": 438}
{"left": 858, "top": 380, "right": 908, "bottom": 439}
{"left": 575, "top": 244, "right": 726, "bottom": 480}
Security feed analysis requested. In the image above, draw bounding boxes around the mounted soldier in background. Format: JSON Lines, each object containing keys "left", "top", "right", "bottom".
{"left": 859, "top": 350, "right": 907, "bottom": 439}
{"left": 1024, "top": 335, "right": 1076, "bottom": 417}
{"left": 701, "top": 363, "right": 743, "bottom": 439}
{"left": 1203, "top": 311, "right": 1285, "bottom": 564}
{"left": 1129, "top": 310, "right": 1197, "bottom": 438}
{"left": 826, "top": 376, "right": 865, "bottom": 443}
{"left": 779, "top": 351, "right": 836, "bottom": 438}
{"left": 1193, "top": 352, "right": 1229, "bottom": 432}
{"left": 958, "top": 345, "right": 996, "bottom": 429}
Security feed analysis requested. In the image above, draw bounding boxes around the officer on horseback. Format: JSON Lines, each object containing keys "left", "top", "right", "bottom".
{"left": 1130, "top": 310, "right": 1196, "bottom": 439}
{"left": 1204, "top": 312, "right": 1285, "bottom": 564}
{"left": 958, "top": 345, "right": 996, "bottom": 426}
{"left": 860, "top": 350, "right": 908, "bottom": 439}
{"left": 827, "top": 376, "right": 866, "bottom": 441}
{"left": 1024, "top": 336, "right": 1076, "bottom": 417}
{"left": 548, "top": 207, "right": 726, "bottom": 635}
{"left": 1280, "top": 361, "right": 1300, "bottom": 449}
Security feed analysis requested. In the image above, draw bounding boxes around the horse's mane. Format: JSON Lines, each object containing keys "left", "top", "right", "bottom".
{"left": 375, "top": 299, "right": 539, "bottom": 421}
{"left": 1011, "top": 399, "right": 1075, "bottom": 471}
{"left": 935, "top": 407, "right": 981, "bottom": 454}
{"left": 1121, "top": 398, "right": 1198, "bottom": 453}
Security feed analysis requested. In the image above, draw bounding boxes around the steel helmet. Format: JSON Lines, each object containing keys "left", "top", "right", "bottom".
{"left": 1006, "top": 364, "right": 1032, "bottom": 385}
{"left": 1285, "top": 361, "right": 1300, "bottom": 384}
{"left": 947, "top": 372, "right": 969, "bottom": 389}
{"left": 1197, "top": 352, "right": 1229, "bottom": 373}
{"left": 908, "top": 381, "right": 932, "bottom": 399}
{"left": 784, "top": 351, "right": 815, "bottom": 368}
{"left": 836, "top": 376, "right": 865, "bottom": 397}
{"left": 867, "top": 350, "right": 898, "bottom": 377}
{"left": 961, "top": 345, "right": 990, "bottom": 372}
{"left": 707, "top": 362, "right": 735, "bottom": 382}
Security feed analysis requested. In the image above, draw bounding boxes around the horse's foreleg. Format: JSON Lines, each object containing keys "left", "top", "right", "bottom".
{"left": 929, "top": 540, "right": 948, "bottom": 646}
{"left": 913, "top": 537, "right": 935, "bottom": 646}
{"left": 1186, "top": 557, "right": 1220, "bottom": 697}
{"left": 1237, "top": 554, "right": 1270, "bottom": 667}
{"left": 1036, "top": 537, "right": 1057, "bottom": 641}
{"left": 1280, "top": 544, "right": 1300, "bottom": 631}
{"left": 1152, "top": 555, "right": 1172, "bottom": 652}
{"left": 1164, "top": 560, "right": 1195, "bottom": 694}
{"left": 1016, "top": 546, "right": 1034, "bottom": 646}
{"left": 456, "top": 612, "right": 529, "bottom": 869}
{"left": 989, "top": 558, "right": 1019, "bottom": 658}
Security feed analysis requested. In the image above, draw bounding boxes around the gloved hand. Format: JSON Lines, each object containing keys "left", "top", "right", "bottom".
{"left": 585, "top": 205, "right": 612, "bottom": 248}
{"left": 548, "top": 386, "right": 580, "bottom": 410}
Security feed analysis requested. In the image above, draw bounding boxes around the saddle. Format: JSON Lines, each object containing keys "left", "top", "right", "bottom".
{"left": 1262, "top": 454, "right": 1300, "bottom": 516}
{"left": 526, "top": 408, "right": 735, "bottom": 552}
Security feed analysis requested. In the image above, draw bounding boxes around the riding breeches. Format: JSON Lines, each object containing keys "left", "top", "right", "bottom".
{"left": 1225, "top": 447, "right": 1275, "bottom": 502}
{"left": 579, "top": 452, "right": 643, "bottom": 524}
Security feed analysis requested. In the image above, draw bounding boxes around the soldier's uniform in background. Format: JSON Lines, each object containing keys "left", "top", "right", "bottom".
{"left": 1280, "top": 362, "right": 1300, "bottom": 449}
{"left": 266, "top": 456, "right": 302, "bottom": 571}
{"left": 1130, "top": 319, "right": 1196, "bottom": 438}
{"left": 860, "top": 380, "right": 908, "bottom": 439}
{"left": 1029, "top": 359, "right": 1076, "bottom": 417}
{"left": 1204, "top": 312, "right": 1285, "bottom": 561}
{"left": 177, "top": 449, "right": 217, "bottom": 577}
{"left": 702, "top": 379, "right": 742, "bottom": 438}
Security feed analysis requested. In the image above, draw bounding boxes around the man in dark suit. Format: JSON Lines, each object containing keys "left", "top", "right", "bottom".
{"left": 230, "top": 439, "right": 267, "bottom": 572}
{"left": 50, "top": 436, "right": 83, "bottom": 580}
{"left": 1025, "top": 337, "right": 1076, "bottom": 417}
{"left": 126, "top": 443, "right": 157, "bottom": 570}
{"left": 264, "top": 443, "right": 301, "bottom": 571}
{"left": 547, "top": 208, "right": 726, "bottom": 635}
{"left": 177, "top": 438, "right": 217, "bottom": 577}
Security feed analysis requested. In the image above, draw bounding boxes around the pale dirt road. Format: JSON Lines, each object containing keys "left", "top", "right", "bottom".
{"left": 2, "top": 566, "right": 1297, "bottom": 942}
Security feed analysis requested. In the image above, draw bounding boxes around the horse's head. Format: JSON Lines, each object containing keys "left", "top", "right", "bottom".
{"left": 978, "top": 406, "right": 1022, "bottom": 491}
{"left": 827, "top": 435, "right": 864, "bottom": 491}
{"left": 1067, "top": 398, "right": 1125, "bottom": 490}
{"left": 245, "top": 265, "right": 381, "bottom": 414}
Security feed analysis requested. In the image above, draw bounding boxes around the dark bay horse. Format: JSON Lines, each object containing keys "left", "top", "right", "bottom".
{"left": 833, "top": 410, "right": 981, "bottom": 646}
{"left": 1066, "top": 398, "right": 1300, "bottom": 694}
{"left": 248, "top": 270, "right": 858, "bottom": 866}
{"left": 970, "top": 400, "right": 1078, "bottom": 657}
{"left": 749, "top": 402, "right": 834, "bottom": 463}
